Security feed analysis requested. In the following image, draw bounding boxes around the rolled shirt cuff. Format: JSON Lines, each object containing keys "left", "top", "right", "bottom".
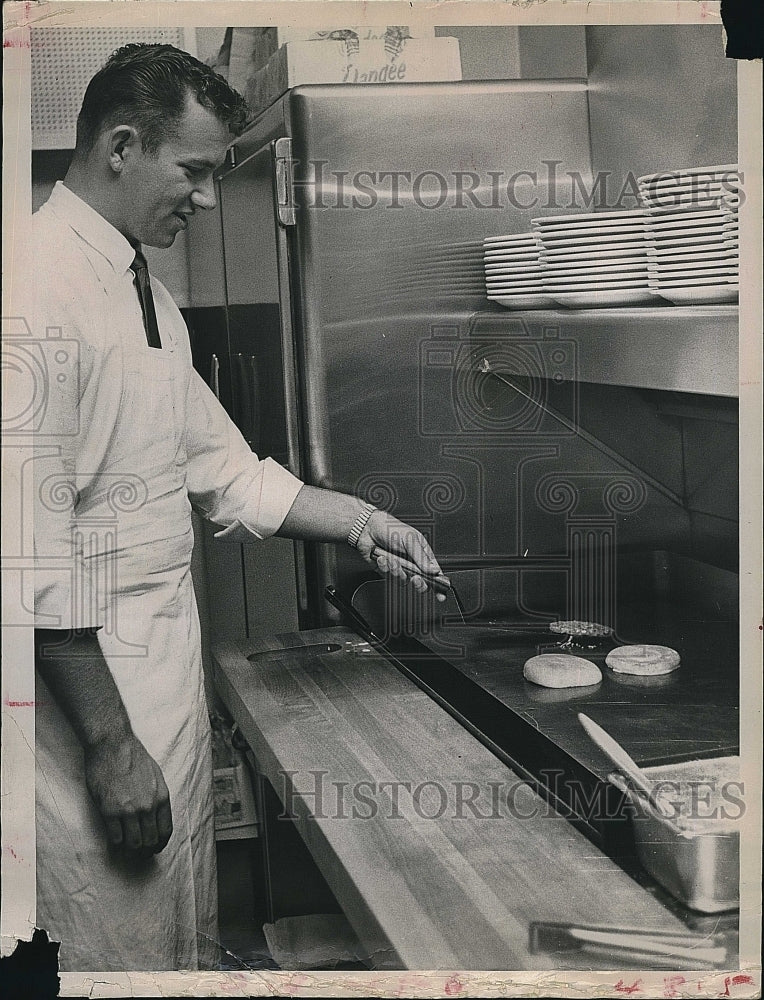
{"left": 214, "top": 458, "right": 304, "bottom": 542}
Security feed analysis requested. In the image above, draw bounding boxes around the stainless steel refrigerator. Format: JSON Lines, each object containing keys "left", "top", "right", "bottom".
{"left": 186, "top": 77, "right": 736, "bottom": 640}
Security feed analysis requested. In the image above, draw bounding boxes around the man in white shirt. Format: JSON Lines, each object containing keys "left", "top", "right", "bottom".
{"left": 24, "top": 43, "right": 448, "bottom": 971}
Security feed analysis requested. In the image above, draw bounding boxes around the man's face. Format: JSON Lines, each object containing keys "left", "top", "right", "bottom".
{"left": 121, "top": 97, "right": 231, "bottom": 248}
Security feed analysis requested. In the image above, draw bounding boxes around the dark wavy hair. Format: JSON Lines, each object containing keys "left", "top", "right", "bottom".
{"left": 75, "top": 43, "right": 248, "bottom": 155}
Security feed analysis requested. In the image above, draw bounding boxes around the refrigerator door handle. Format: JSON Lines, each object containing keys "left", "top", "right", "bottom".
{"left": 210, "top": 353, "right": 221, "bottom": 400}
{"left": 274, "top": 137, "right": 296, "bottom": 227}
{"left": 233, "top": 352, "right": 261, "bottom": 454}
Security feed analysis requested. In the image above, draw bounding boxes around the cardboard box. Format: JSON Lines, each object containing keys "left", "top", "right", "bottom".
{"left": 213, "top": 761, "right": 258, "bottom": 831}
{"left": 243, "top": 38, "right": 462, "bottom": 118}
{"left": 228, "top": 26, "right": 436, "bottom": 91}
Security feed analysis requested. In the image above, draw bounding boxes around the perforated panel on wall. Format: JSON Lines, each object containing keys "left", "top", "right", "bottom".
{"left": 31, "top": 27, "right": 192, "bottom": 149}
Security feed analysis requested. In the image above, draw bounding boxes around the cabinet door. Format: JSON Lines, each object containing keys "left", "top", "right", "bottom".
{"left": 217, "top": 141, "right": 306, "bottom": 635}
{"left": 184, "top": 190, "right": 234, "bottom": 417}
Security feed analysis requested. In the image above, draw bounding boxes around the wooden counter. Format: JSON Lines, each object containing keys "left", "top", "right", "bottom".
{"left": 213, "top": 628, "right": 692, "bottom": 971}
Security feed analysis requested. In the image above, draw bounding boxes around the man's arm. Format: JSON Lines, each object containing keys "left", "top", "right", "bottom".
{"left": 35, "top": 629, "right": 172, "bottom": 855}
{"left": 184, "top": 372, "right": 448, "bottom": 596}
{"left": 276, "top": 485, "right": 450, "bottom": 598}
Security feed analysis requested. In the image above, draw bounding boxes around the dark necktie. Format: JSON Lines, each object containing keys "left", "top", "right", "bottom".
{"left": 130, "top": 248, "right": 162, "bottom": 349}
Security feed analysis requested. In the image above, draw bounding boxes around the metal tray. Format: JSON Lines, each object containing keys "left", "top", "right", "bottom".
{"left": 610, "top": 758, "right": 740, "bottom": 914}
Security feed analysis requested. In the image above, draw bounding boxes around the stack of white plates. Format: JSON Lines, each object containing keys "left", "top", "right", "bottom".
{"left": 638, "top": 164, "right": 740, "bottom": 213}
{"left": 643, "top": 204, "right": 739, "bottom": 304}
{"left": 483, "top": 233, "right": 556, "bottom": 309}
{"left": 532, "top": 209, "right": 655, "bottom": 308}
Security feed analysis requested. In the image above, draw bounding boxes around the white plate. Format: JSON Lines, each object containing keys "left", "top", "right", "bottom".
{"left": 648, "top": 232, "right": 738, "bottom": 245}
{"left": 532, "top": 209, "right": 647, "bottom": 225}
{"left": 646, "top": 249, "right": 739, "bottom": 262}
{"left": 485, "top": 262, "right": 542, "bottom": 274}
{"left": 649, "top": 270, "right": 739, "bottom": 283}
{"left": 638, "top": 165, "right": 738, "bottom": 184}
{"left": 644, "top": 198, "right": 739, "bottom": 213}
{"left": 542, "top": 279, "right": 651, "bottom": 291}
{"left": 487, "top": 294, "right": 557, "bottom": 309}
{"left": 646, "top": 220, "right": 737, "bottom": 234}
{"left": 544, "top": 268, "right": 650, "bottom": 281}
{"left": 483, "top": 250, "right": 539, "bottom": 263}
{"left": 642, "top": 188, "right": 738, "bottom": 203}
{"left": 645, "top": 198, "right": 740, "bottom": 219}
{"left": 551, "top": 290, "right": 657, "bottom": 307}
{"left": 485, "top": 281, "right": 543, "bottom": 295}
{"left": 487, "top": 284, "right": 548, "bottom": 294}
{"left": 540, "top": 247, "right": 649, "bottom": 262}
{"left": 483, "top": 235, "right": 538, "bottom": 247}
{"left": 651, "top": 275, "right": 740, "bottom": 288}
{"left": 648, "top": 228, "right": 738, "bottom": 242}
{"left": 643, "top": 204, "right": 733, "bottom": 218}
{"left": 486, "top": 273, "right": 545, "bottom": 283}
{"left": 645, "top": 219, "right": 735, "bottom": 234}
{"left": 647, "top": 249, "right": 739, "bottom": 263}
{"left": 538, "top": 236, "right": 648, "bottom": 251}
{"left": 485, "top": 267, "right": 543, "bottom": 277}
{"left": 536, "top": 223, "right": 647, "bottom": 239}
{"left": 543, "top": 259, "right": 649, "bottom": 272}
{"left": 544, "top": 273, "right": 650, "bottom": 284}
{"left": 656, "top": 286, "right": 738, "bottom": 304}
{"left": 648, "top": 265, "right": 739, "bottom": 278}
{"left": 640, "top": 180, "right": 734, "bottom": 192}
{"left": 485, "top": 273, "right": 544, "bottom": 283}
{"left": 482, "top": 249, "right": 538, "bottom": 260}
{"left": 640, "top": 183, "right": 737, "bottom": 196}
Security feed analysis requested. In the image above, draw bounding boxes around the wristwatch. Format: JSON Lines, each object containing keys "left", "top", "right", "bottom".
{"left": 347, "top": 502, "right": 377, "bottom": 548}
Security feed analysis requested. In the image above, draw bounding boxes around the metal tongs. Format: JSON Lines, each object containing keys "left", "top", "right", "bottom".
{"left": 368, "top": 546, "right": 452, "bottom": 597}
{"left": 368, "top": 549, "right": 612, "bottom": 641}
{"left": 368, "top": 548, "right": 544, "bottom": 628}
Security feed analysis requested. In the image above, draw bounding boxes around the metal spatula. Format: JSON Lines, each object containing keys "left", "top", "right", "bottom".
{"left": 578, "top": 713, "right": 658, "bottom": 803}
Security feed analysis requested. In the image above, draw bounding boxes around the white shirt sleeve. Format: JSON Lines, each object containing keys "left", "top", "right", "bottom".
{"left": 184, "top": 367, "right": 304, "bottom": 540}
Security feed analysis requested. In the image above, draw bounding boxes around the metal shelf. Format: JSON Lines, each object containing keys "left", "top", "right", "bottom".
{"left": 470, "top": 304, "right": 738, "bottom": 397}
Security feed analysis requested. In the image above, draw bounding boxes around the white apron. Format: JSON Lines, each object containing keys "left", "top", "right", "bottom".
{"left": 35, "top": 331, "right": 218, "bottom": 972}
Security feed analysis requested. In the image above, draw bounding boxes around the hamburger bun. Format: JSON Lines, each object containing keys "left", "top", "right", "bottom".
{"left": 605, "top": 644, "right": 680, "bottom": 676}
{"left": 523, "top": 653, "right": 602, "bottom": 689}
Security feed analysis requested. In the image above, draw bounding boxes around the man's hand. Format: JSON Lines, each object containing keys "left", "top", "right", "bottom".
{"left": 275, "top": 485, "right": 450, "bottom": 599}
{"left": 35, "top": 628, "right": 173, "bottom": 858}
{"left": 84, "top": 733, "right": 173, "bottom": 857}
{"left": 356, "top": 510, "right": 450, "bottom": 602}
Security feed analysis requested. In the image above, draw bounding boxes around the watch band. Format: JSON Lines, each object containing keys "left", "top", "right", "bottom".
{"left": 347, "top": 502, "right": 377, "bottom": 548}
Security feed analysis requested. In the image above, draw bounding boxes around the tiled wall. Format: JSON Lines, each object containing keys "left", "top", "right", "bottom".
{"left": 673, "top": 398, "right": 738, "bottom": 571}
{"left": 578, "top": 385, "right": 738, "bottom": 573}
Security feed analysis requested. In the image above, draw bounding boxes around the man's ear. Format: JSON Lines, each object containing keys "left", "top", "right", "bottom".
{"left": 106, "top": 125, "right": 140, "bottom": 174}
